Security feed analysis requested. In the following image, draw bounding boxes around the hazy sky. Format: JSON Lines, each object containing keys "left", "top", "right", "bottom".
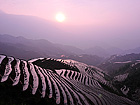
{"left": 0, "top": 0, "right": 140, "bottom": 49}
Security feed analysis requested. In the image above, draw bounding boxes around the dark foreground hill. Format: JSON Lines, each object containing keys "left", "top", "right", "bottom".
{"left": 98, "top": 53, "right": 140, "bottom": 103}
{"left": 0, "top": 54, "right": 139, "bottom": 105}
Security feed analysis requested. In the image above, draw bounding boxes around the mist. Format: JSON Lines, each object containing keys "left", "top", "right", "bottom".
{"left": 0, "top": 0, "right": 140, "bottom": 50}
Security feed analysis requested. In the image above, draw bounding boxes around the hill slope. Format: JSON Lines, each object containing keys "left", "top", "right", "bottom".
{"left": 0, "top": 54, "right": 139, "bottom": 105}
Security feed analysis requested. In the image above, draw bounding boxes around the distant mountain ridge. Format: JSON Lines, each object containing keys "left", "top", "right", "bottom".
{"left": 0, "top": 34, "right": 106, "bottom": 65}
{"left": 0, "top": 10, "right": 140, "bottom": 58}
{"left": 85, "top": 46, "right": 140, "bottom": 57}
{"left": 0, "top": 34, "right": 105, "bottom": 66}
{"left": 0, "top": 34, "right": 77, "bottom": 59}
{"left": 1, "top": 34, "right": 140, "bottom": 66}
{"left": 0, "top": 11, "right": 62, "bottom": 42}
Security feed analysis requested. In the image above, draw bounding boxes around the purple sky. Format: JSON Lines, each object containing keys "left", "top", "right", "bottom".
{"left": 0, "top": 0, "right": 140, "bottom": 49}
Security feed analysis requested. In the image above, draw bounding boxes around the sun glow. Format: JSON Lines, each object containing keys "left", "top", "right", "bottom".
{"left": 56, "top": 13, "right": 65, "bottom": 22}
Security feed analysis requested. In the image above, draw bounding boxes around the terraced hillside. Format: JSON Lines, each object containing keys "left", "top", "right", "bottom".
{"left": 98, "top": 53, "right": 140, "bottom": 104}
{"left": 111, "top": 61, "right": 140, "bottom": 104}
{"left": 98, "top": 53, "right": 140, "bottom": 75}
{"left": 0, "top": 54, "right": 139, "bottom": 105}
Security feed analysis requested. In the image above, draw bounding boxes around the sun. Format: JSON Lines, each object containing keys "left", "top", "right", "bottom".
{"left": 56, "top": 13, "right": 65, "bottom": 22}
